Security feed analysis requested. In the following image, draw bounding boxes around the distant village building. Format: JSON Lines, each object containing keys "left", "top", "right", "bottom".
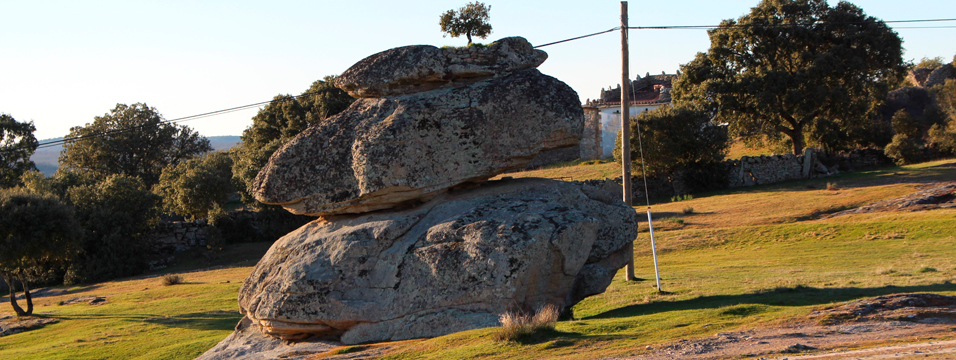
{"left": 584, "top": 71, "right": 679, "bottom": 158}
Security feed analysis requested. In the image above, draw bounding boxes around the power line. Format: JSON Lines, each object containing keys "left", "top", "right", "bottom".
{"left": 533, "top": 18, "right": 956, "bottom": 49}
{"left": 628, "top": 17, "right": 956, "bottom": 30}
{"left": 10, "top": 92, "right": 317, "bottom": 154}
{"left": 534, "top": 27, "right": 619, "bottom": 48}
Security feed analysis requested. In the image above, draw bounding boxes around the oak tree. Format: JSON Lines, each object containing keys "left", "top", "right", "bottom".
{"left": 0, "top": 189, "right": 80, "bottom": 316}
{"left": 59, "top": 103, "right": 211, "bottom": 187}
{"left": 0, "top": 114, "right": 38, "bottom": 189}
{"left": 439, "top": 2, "right": 492, "bottom": 45}
{"left": 154, "top": 151, "right": 234, "bottom": 221}
{"left": 673, "top": 0, "right": 906, "bottom": 155}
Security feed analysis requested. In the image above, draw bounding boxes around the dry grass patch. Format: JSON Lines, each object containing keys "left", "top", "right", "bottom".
{"left": 161, "top": 274, "right": 184, "bottom": 286}
{"left": 492, "top": 304, "right": 559, "bottom": 342}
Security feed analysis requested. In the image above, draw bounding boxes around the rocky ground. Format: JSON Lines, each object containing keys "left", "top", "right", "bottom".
{"left": 826, "top": 182, "right": 956, "bottom": 218}
{"left": 0, "top": 315, "right": 58, "bottom": 337}
{"left": 620, "top": 293, "right": 956, "bottom": 359}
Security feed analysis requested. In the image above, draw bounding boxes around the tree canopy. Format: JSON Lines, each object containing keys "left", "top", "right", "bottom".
{"left": 915, "top": 56, "right": 946, "bottom": 70}
{"left": 154, "top": 151, "right": 234, "bottom": 221}
{"left": 439, "top": 2, "right": 492, "bottom": 45}
{"left": 62, "top": 173, "right": 161, "bottom": 284}
{"left": 59, "top": 103, "right": 211, "bottom": 187}
{"left": 0, "top": 114, "right": 38, "bottom": 189}
{"left": 673, "top": 0, "right": 906, "bottom": 155}
{"left": 624, "top": 105, "right": 729, "bottom": 178}
{"left": 0, "top": 188, "right": 80, "bottom": 316}
{"left": 232, "top": 76, "right": 353, "bottom": 208}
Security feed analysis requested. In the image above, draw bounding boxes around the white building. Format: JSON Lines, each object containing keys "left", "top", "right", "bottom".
{"left": 586, "top": 73, "right": 677, "bottom": 158}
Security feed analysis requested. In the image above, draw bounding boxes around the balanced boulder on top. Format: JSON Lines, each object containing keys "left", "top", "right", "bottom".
{"left": 252, "top": 42, "right": 582, "bottom": 216}
{"left": 334, "top": 37, "right": 548, "bottom": 98}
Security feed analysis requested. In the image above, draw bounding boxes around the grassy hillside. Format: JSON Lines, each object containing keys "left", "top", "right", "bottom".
{"left": 2, "top": 159, "right": 955, "bottom": 359}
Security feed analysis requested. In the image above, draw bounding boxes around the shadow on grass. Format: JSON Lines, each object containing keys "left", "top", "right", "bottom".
{"left": 0, "top": 284, "right": 104, "bottom": 303}
{"left": 56, "top": 310, "right": 240, "bottom": 331}
{"left": 585, "top": 282, "right": 956, "bottom": 320}
{"left": 142, "top": 310, "right": 240, "bottom": 331}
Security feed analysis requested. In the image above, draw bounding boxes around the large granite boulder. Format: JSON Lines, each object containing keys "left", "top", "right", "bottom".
{"left": 252, "top": 69, "right": 583, "bottom": 216}
{"left": 238, "top": 178, "right": 637, "bottom": 345}
{"left": 335, "top": 37, "right": 547, "bottom": 98}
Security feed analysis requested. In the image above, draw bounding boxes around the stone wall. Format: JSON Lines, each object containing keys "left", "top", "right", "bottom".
{"left": 725, "top": 152, "right": 812, "bottom": 187}
{"left": 590, "top": 148, "right": 892, "bottom": 203}
{"left": 149, "top": 220, "right": 211, "bottom": 255}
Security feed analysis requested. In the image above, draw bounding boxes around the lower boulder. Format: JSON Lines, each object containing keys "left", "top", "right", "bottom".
{"left": 236, "top": 178, "right": 637, "bottom": 345}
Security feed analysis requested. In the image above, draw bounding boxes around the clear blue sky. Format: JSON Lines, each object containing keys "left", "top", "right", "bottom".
{"left": 2, "top": 0, "right": 954, "bottom": 140}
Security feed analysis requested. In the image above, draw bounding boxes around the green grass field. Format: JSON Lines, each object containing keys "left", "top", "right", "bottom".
{"left": 2, "top": 159, "right": 955, "bottom": 359}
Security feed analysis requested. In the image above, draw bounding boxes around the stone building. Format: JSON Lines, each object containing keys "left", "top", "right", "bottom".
{"left": 584, "top": 71, "right": 679, "bottom": 158}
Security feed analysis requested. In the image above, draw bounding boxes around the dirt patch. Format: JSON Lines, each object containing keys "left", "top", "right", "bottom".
{"left": 617, "top": 293, "right": 956, "bottom": 359}
{"left": 826, "top": 182, "right": 956, "bottom": 218}
{"left": 0, "top": 316, "right": 59, "bottom": 337}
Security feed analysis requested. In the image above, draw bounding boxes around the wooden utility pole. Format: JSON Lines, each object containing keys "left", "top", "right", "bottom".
{"left": 620, "top": 1, "right": 636, "bottom": 282}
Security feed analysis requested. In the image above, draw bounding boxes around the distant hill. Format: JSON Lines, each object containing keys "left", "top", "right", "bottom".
{"left": 30, "top": 135, "right": 242, "bottom": 176}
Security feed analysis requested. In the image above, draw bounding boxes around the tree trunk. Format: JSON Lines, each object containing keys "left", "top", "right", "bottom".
{"left": 17, "top": 272, "right": 33, "bottom": 316}
{"left": 0, "top": 271, "right": 26, "bottom": 317}
{"left": 466, "top": 33, "right": 472, "bottom": 45}
{"left": 788, "top": 129, "right": 805, "bottom": 156}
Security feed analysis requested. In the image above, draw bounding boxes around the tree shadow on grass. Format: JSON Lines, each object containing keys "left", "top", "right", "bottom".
{"left": 142, "top": 310, "right": 241, "bottom": 331}
{"left": 55, "top": 310, "right": 240, "bottom": 331}
{"left": 585, "top": 282, "right": 956, "bottom": 320}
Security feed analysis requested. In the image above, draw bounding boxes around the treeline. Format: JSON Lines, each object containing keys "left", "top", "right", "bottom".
{"left": 0, "top": 76, "right": 353, "bottom": 314}
{"left": 613, "top": 1, "right": 956, "bottom": 195}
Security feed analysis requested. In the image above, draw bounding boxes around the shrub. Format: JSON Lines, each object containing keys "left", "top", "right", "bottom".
{"left": 161, "top": 274, "right": 183, "bottom": 286}
{"left": 670, "top": 194, "right": 693, "bottom": 202}
{"left": 890, "top": 109, "right": 921, "bottom": 139}
{"left": 884, "top": 134, "right": 924, "bottom": 165}
{"left": 493, "top": 304, "right": 559, "bottom": 342}
{"left": 917, "top": 266, "right": 937, "bottom": 273}
{"left": 63, "top": 174, "right": 161, "bottom": 284}
{"left": 826, "top": 182, "right": 838, "bottom": 191}
{"left": 615, "top": 105, "right": 729, "bottom": 183}
{"left": 682, "top": 206, "right": 695, "bottom": 214}
{"left": 153, "top": 151, "right": 234, "bottom": 221}
{"left": 928, "top": 122, "right": 956, "bottom": 155}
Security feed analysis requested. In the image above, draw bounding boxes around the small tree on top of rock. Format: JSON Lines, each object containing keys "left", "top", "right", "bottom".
{"left": 439, "top": 2, "right": 492, "bottom": 45}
